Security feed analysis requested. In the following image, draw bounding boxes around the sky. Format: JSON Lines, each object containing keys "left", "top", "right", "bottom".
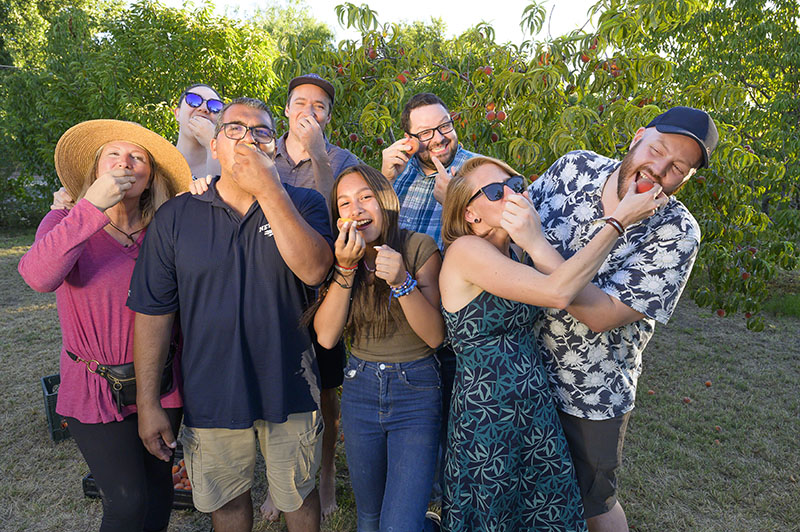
{"left": 163, "top": 0, "right": 600, "bottom": 45}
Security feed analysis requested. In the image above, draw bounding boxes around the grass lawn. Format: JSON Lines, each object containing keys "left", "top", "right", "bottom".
{"left": 2, "top": 228, "right": 798, "bottom": 532}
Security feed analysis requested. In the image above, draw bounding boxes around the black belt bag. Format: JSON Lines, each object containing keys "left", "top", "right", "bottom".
{"left": 67, "top": 347, "right": 175, "bottom": 413}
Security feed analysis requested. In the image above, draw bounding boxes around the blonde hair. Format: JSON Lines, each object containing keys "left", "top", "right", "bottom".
{"left": 77, "top": 143, "right": 177, "bottom": 227}
{"left": 441, "top": 156, "right": 521, "bottom": 248}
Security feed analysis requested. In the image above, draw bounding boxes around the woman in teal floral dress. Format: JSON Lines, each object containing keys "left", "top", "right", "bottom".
{"left": 438, "top": 156, "right": 665, "bottom": 531}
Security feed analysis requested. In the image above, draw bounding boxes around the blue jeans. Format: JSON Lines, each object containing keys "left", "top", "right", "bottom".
{"left": 342, "top": 354, "right": 442, "bottom": 532}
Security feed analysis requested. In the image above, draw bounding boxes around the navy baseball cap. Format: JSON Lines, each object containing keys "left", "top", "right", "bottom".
{"left": 288, "top": 73, "right": 335, "bottom": 106}
{"left": 646, "top": 106, "right": 718, "bottom": 168}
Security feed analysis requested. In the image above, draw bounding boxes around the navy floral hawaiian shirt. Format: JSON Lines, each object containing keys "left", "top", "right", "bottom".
{"left": 527, "top": 150, "right": 701, "bottom": 420}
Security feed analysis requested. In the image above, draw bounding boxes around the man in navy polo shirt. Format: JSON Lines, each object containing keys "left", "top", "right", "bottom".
{"left": 129, "top": 97, "right": 333, "bottom": 532}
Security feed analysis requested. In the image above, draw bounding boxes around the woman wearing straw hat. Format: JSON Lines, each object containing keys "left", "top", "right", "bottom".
{"left": 19, "top": 120, "right": 191, "bottom": 532}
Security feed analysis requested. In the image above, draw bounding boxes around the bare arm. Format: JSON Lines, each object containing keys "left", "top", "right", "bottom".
{"left": 297, "top": 116, "right": 335, "bottom": 200}
{"left": 134, "top": 312, "right": 177, "bottom": 461}
{"left": 314, "top": 222, "right": 364, "bottom": 349}
{"left": 444, "top": 225, "right": 623, "bottom": 311}
{"left": 566, "top": 288, "right": 643, "bottom": 331}
{"left": 395, "top": 252, "right": 445, "bottom": 348}
{"left": 484, "top": 179, "right": 663, "bottom": 325}
{"left": 256, "top": 184, "right": 332, "bottom": 284}
{"left": 309, "top": 150, "right": 334, "bottom": 201}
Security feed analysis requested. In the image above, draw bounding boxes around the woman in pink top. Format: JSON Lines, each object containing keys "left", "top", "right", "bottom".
{"left": 19, "top": 120, "right": 191, "bottom": 532}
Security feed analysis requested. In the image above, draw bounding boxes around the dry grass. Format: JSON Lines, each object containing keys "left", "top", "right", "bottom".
{"left": 2, "top": 228, "right": 799, "bottom": 532}
{"left": 0, "top": 229, "right": 355, "bottom": 532}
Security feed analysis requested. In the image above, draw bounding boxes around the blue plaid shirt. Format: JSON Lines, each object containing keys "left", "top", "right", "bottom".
{"left": 392, "top": 145, "right": 479, "bottom": 249}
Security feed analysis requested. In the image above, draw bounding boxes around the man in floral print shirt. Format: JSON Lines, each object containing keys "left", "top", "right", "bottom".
{"left": 527, "top": 107, "right": 718, "bottom": 532}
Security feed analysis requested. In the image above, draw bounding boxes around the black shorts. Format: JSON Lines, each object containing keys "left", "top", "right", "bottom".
{"left": 558, "top": 410, "right": 631, "bottom": 518}
{"left": 312, "top": 332, "right": 345, "bottom": 390}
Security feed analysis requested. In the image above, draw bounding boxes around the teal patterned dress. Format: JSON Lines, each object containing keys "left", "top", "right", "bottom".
{"left": 442, "top": 290, "right": 587, "bottom": 532}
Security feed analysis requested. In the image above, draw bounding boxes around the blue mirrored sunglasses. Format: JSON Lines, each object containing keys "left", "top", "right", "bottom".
{"left": 183, "top": 92, "right": 224, "bottom": 114}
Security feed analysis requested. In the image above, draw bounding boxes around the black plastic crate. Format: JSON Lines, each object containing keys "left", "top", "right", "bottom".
{"left": 41, "top": 374, "right": 70, "bottom": 442}
{"left": 81, "top": 445, "right": 194, "bottom": 511}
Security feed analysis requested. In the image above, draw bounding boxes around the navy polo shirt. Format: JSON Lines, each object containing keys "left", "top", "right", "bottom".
{"left": 127, "top": 178, "right": 333, "bottom": 428}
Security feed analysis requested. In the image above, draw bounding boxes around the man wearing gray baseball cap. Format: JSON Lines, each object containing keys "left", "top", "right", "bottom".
{"left": 275, "top": 73, "right": 359, "bottom": 202}
{"left": 526, "top": 106, "right": 718, "bottom": 532}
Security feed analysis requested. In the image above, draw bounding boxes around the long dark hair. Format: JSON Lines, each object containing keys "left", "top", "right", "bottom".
{"left": 309, "top": 165, "right": 410, "bottom": 340}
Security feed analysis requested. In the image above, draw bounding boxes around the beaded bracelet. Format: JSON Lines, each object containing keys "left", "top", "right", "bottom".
{"left": 390, "top": 271, "right": 417, "bottom": 298}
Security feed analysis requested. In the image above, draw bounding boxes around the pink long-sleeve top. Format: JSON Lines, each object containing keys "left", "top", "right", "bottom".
{"left": 18, "top": 198, "right": 181, "bottom": 423}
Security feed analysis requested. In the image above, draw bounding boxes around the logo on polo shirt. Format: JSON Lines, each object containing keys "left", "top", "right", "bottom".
{"left": 258, "top": 223, "right": 274, "bottom": 238}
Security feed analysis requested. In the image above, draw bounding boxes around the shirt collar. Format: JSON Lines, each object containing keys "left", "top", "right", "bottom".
{"left": 275, "top": 131, "right": 333, "bottom": 167}
{"left": 192, "top": 176, "right": 220, "bottom": 204}
{"left": 192, "top": 176, "right": 251, "bottom": 213}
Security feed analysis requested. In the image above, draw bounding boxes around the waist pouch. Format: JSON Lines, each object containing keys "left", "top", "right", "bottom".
{"left": 67, "top": 347, "right": 175, "bottom": 413}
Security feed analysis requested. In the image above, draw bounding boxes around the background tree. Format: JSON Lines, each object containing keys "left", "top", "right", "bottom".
{"left": 0, "top": 0, "right": 279, "bottom": 225}
{"left": 265, "top": 0, "right": 797, "bottom": 329}
{"left": 634, "top": 0, "right": 800, "bottom": 325}
{"left": 0, "top": 0, "right": 796, "bottom": 327}
{"left": 248, "top": 0, "right": 335, "bottom": 50}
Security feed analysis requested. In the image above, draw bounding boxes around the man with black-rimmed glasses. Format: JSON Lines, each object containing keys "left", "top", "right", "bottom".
{"left": 130, "top": 97, "right": 332, "bottom": 532}
{"left": 381, "top": 92, "right": 480, "bottom": 251}
{"left": 380, "top": 92, "right": 483, "bottom": 525}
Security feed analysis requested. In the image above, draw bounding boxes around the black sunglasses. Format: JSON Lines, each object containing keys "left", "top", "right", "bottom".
{"left": 468, "top": 175, "right": 525, "bottom": 203}
{"left": 183, "top": 92, "right": 224, "bottom": 114}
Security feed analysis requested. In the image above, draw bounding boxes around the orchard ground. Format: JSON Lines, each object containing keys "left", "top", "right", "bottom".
{"left": 2, "top": 228, "right": 798, "bottom": 532}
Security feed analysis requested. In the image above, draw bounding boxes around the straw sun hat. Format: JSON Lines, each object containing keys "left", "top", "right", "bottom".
{"left": 54, "top": 119, "right": 192, "bottom": 201}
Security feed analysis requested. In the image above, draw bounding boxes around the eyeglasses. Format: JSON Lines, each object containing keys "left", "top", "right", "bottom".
{"left": 468, "top": 175, "right": 526, "bottom": 203}
{"left": 221, "top": 122, "right": 276, "bottom": 145}
{"left": 183, "top": 92, "right": 224, "bottom": 114}
{"left": 407, "top": 120, "right": 455, "bottom": 143}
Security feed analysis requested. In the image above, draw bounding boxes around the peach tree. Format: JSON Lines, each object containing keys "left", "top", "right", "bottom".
{"left": 0, "top": 0, "right": 279, "bottom": 223}
{"left": 1, "top": 0, "right": 796, "bottom": 329}
{"left": 266, "top": 0, "right": 797, "bottom": 330}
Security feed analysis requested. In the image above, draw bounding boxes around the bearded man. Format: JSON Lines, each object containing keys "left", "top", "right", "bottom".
{"left": 526, "top": 106, "right": 718, "bottom": 532}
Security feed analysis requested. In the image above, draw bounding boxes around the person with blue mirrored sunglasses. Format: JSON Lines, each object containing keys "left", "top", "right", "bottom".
{"left": 48, "top": 83, "right": 226, "bottom": 211}
{"left": 174, "top": 83, "right": 224, "bottom": 178}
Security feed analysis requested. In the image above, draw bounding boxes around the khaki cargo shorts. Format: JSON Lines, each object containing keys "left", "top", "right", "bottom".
{"left": 181, "top": 410, "right": 323, "bottom": 513}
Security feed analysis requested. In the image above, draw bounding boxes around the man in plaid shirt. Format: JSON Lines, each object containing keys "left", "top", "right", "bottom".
{"left": 381, "top": 92, "right": 480, "bottom": 250}
{"left": 380, "top": 92, "right": 482, "bottom": 522}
